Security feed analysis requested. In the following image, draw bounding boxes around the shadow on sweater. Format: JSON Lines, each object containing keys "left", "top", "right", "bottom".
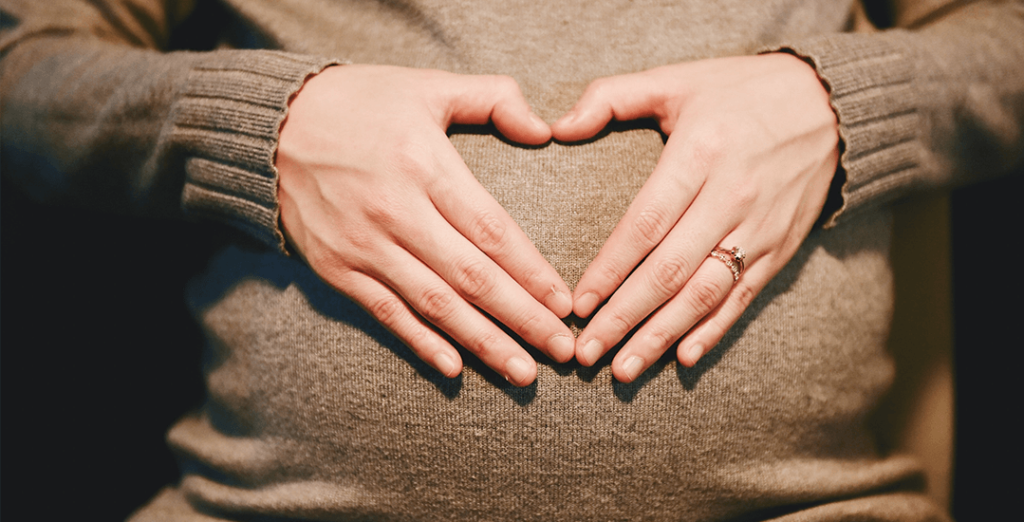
{"left": 188, "top": 240, "right": 544, "bottom": 403}
{"left": 187, "top": 171, "right": 877, "bottom": 408}
{"left": 670, "top": 227, "right": 823, "bottom": 392}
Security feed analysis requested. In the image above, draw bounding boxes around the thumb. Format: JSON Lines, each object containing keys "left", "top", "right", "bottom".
{"left": 445, "top": 74, "right": 551, "bottom": 145}
{"left": 551, "top": 72, "right": 668, "bottom": 142}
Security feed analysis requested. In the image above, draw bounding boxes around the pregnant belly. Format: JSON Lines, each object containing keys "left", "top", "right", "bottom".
{"left": 171, "top": 129, "right": 922, "bottom": 521}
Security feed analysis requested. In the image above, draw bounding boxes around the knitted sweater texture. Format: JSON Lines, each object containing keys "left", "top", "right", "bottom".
{"left": 2, "top": 0, "right": 1022, "bottom": 520}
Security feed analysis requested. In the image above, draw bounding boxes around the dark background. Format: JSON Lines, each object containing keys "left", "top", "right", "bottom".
{"left": 3, "top": 170, "right": 1021, "bottom": 521}
{"left": 5, "top": 1, "right": 1017, "bottom": 518}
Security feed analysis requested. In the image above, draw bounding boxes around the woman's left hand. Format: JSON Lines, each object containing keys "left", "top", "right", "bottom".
{"left": 551, "top": 53, "right": 840, "bottom": 382}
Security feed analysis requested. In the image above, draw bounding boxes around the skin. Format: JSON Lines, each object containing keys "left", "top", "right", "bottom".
{"left": 278, "top": 54, "right": 839, "bottom": 386}
{"left": 551, "top": 53, "right": 840, "bottom": 382}
{"left": 277, "top": 65, "right": 574, "bottom": 386}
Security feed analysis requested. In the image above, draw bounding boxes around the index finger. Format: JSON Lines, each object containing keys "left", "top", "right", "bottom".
{"left": 571, "top": 133, "right": 703, "bottom": 318}
{"left": 428, "top": 134, "right": 573, "bottom": 318}
{"left": 575, "top": 183, "right": 739, "bottom": 366}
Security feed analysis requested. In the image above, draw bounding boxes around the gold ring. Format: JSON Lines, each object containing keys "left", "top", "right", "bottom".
{"left": 709, "top": 246, "right": 746, "bottom": 282}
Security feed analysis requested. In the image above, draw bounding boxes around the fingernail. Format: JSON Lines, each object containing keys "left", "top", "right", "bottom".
{"left": 549, "top": 334, "right": 575, "bottom": 363}
{"left": 622, "top": 355, "right": 645, "bottom": 382}
{"left": 581, "top": 339, "right": 604, "bottom": 366}
{"left": 435, "top": 352, "right": 458, "bottom": 378}
{"left": 684, "top": 343, "right": 704, "bottom": 366}
{"left": 505, "top": 357, "right": 532, "bottom": 385}
{"left": 575, "top": 292, "right": 601, "bottom": 318}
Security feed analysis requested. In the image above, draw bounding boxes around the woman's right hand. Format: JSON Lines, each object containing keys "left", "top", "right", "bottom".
{"left": 277, "top": 65, "right": 574, "bottom": 386}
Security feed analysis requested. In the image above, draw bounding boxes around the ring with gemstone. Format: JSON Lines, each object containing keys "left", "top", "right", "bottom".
{"left": 709, "top": 246, "right": 746, "bottom": 282}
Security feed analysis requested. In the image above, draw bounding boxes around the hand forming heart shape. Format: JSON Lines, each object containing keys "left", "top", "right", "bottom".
{"left": 277, "top": 54, "right": 839, "bottom": 386}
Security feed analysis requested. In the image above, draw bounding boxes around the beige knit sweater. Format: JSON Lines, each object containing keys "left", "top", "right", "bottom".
{"left": 2, "top": 1, "right": 1022, "bottom": 520}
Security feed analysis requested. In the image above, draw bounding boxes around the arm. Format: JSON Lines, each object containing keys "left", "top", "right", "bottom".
{"left": 552, "top": 0, "right": 1024, "bottom": 382}
{"left": 0, "top": 0, "right": 574, "bottom": 385}
{"left": 0, "top": 0, "right": 335, "bottom": 248}
{"left": 779, "top": 0, "right": 1024, "bottom": 227}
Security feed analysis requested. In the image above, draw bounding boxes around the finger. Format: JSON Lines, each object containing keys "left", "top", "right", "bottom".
{"left": 571, "top": 135, "right": 701, "bottom": 318}
{"left": 427, "top": 137, "right": 574, "bottom": 318}
{"left": 551, "top": 71, "right": 668, "bottom": 142}
{"left": 572, "top": 129, "right": 722, "bottom": 318}
{"left": 610, "top": 257, "right": 735, "bottom": 383}
{"left": 397, "top": 198, "right": 575, "bottom": 363}
{"left": 340, "top": 271, "right": 464, "bottom": 378}
{"left": 676, "top": 260, "right": 768, "bottom": 368}
{"left": 574, "top": 170, "right": 739, "bottom": 366}
{"left": 572, "top": 105, "right": 755, "bottom": 319}
{"left": 368, "top": 243, "right": 540, "bottom": 386}
{"left": 445, "top": 74, "right": 551, "bottom": 145}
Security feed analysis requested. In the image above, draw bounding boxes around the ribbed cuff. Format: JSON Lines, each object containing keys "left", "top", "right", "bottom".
{"left": 173, "top": 51, "right": 341, "bottom": 252}
{"left": 766, "top": 32, "right": 925, "bottom": 228}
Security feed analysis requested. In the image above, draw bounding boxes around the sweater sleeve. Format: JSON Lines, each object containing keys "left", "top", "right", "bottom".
{"left": 770, "top": 0, "right": 1024, "bottom": 228}
{"left": 0, "top": 0, "right": 340, "bottom": 251}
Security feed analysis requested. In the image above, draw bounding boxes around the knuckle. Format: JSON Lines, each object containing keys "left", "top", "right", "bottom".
{"left": 517, "top": 265, "right": 544, "bottom": 293}
{"left": 367, "top": 294, "right": 404, "bottom": 327}
{"left": 644, "top": 326, "right": 677, "bottom": 351}
{"left": 586, "top": 77, "right": 612, "bottom": 99}
{"left": 727, "top": 181, "right": 758, "bottom": 211}
{"left": 685, "top": 276, "right": 728, "bottom": 314}
{"left": 468, "top": 331, "right": 503, "bottom": 360}
{"left": 666, "top": 169, "right": 703, "bottom": 200}
{"left": 650, "top": 256, "right": 693, "bottom": 295}
{"left": 341, "top": 226, "right": 376, "bottom": 254}
{"left": 605, "top": 308, "right": 636, "bottom": 337}
{"left": 418, "top": 285, "right": 457, "bottom": 323}
{"left": 387, "top": 140, "right": 437, "bottom": 180}
{"left": 513, "top": 310, "right": 543, "bottom": 341}
{"left": 362, "top": 191, "right": 403, "bottom": 226}
{"left": 310, "top": 253, "right": 357, "bottom": 283}
{"left": 631, "top": 205, "right": 674, "bottom": 247}
{"left": 452, "top": 258, "right": 495, "bottom": 301}
{"left": 596, "top": 258, "right": 628, "bottom": 288}
{"left": 469, "top": 212, "right": 507, "bottom": 251}
{"left": 687, "top": 126, "right": 728, "bottom": 171}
